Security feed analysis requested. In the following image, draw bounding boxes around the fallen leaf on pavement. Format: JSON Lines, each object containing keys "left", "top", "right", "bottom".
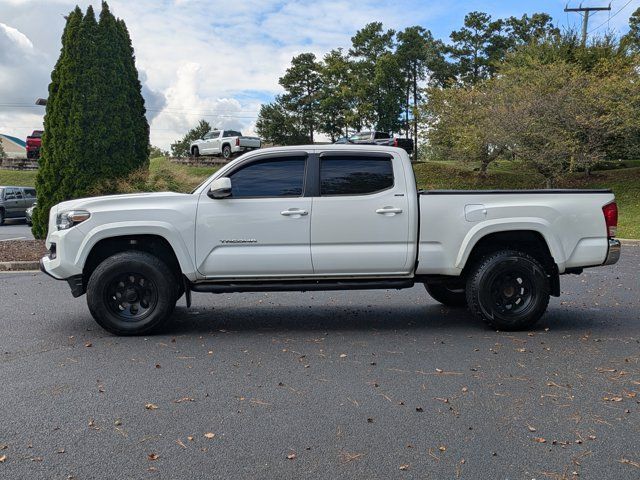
{"left": 339, "top": 354, "right": 347, "bottom": 358}
{"left": 204, "top": 433, "right": 215, "bottom": 439}
{"left": 0, "top": 455, "right": 6, "bottom": 463}
{"left": 85, "top": 342, "right": 92, "bottom": 348}
{"left": 148, "top": 453, "right": 159, "bottom": 461}
{"left": 173, "top": 397, "right": 194, "bottom": 403}
{"left": 620, "top": 458, "right": 640, "bottom": 468}
{"left": 176, "top": 440, "right": 187, "bottom": 449}
{"left": 339, "top": 451, "right": 364, "bottom": 463}
{"left": 534, "top": 437, "right": 546, "bottom": 443}
{"left": 399, "top": 464, "right": 409, "bottom": 470}
{"left": 528, "top": 426, "right": 536, "bottom": 432}
{"left": 287, "top": 452, "right": 296, "bottom": 460}
{"left": 145, "top": 403, "right": 158, "bottom": 410}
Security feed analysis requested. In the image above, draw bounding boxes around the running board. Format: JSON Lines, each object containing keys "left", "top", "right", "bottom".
{"left": 190, "top": 278, "right": 415, "bottom": 294}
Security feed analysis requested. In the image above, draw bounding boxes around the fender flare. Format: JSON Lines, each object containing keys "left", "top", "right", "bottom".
{"left": 75, "top": 221, "right": 199, "bottom": 279}
{"left": 455, "top": 218, "right": 566, "bottom": 272}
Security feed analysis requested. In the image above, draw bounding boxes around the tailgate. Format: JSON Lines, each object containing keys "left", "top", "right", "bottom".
{"left": 238, "top": 136, "right": 261, "bottom": 148}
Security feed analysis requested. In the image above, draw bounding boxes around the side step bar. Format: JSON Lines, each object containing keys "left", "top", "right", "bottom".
{"left": 190, "top": 278, "right": 415, "bottom": 294}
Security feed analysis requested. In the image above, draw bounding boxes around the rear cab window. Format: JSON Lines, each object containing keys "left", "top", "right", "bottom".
{"left": 320, "top": 156, "right": 394, "bottom": 196}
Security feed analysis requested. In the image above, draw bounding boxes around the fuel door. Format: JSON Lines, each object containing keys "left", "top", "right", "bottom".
{"left": 465, "top": 204, "right": 487, "bottom": 222}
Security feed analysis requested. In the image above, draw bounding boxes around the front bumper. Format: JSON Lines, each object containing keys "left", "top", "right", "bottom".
{"left": 603, "top": 238, "right": 621, "bottom": 266}
{"left": 40, "top": 256, "right": 85, "bottom": 297}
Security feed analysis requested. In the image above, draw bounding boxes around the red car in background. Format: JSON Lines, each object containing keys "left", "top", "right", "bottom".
{"left": 26, "top": 130, "right": 43, "bottom": 159}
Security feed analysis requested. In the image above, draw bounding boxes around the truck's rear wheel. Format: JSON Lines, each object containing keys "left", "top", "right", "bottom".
{"left": 424, "top": 282, "right": 466, "bottom": 307}
{"left": 222, "top": 145, "right": 232, "bottom": 160}
{"left": 86, "top": 251, "right": 177, "bottom": 336}
{"left": 466, "top": 250, "right": 549, "bottom": 331}
{"left": 192, "top": 146, "right": 199, "bottom": 157}
{"left": 0, "top": 209, "right": 4, "bottom": 226}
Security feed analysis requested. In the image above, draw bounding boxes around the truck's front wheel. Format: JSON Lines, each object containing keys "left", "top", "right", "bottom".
{"left": 466, "top": 250, "right": 549, "bottom": 331}
{"left": 192, "top": 146, "right": 199, "bottom": 157}
{"left": 86, "top": 251, "right": 177, "bottom": 336}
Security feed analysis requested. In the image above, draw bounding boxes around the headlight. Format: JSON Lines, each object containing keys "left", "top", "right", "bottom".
{"left": 57, "top": 210, "right": 91, "bottom": 230}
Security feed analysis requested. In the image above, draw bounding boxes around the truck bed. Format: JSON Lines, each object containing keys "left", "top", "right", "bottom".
{"left": 416, "top": 189, "right": 615, "bottom": 276}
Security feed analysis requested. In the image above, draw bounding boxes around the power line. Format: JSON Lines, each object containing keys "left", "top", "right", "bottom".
{"left": 564, "top": 2, "right": 612, "bottom": 45}
{"left": 588, "top": 0, "right": 636, "bottom": 33}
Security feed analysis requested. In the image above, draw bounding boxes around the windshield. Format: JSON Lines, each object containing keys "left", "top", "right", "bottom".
{"left": 349, "top": 132, "right": 372, "bottom": 141}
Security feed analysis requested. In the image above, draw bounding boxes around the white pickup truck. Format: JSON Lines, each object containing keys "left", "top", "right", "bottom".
{"left": 190, "top": 129, "right": 261, "bottom": 160}
{"left": 40, "top": 145, "right": 621, "bottom": 336}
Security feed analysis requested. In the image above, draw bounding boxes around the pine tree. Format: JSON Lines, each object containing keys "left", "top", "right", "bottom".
{"left": 32, "top": 2, "right": 149, "bottom": 238}
{"left": 32, "top": 6, "right": 84, "bottom": 239}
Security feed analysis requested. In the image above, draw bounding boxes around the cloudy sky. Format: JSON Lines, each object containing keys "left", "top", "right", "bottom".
{"left": 0, "top": 0, "right": 636, "bottom": 149}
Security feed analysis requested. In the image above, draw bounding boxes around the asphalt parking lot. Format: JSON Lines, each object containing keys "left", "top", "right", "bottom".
{"left": 0, "top": 219, "right": 34, "bottom": 241}
{"left": 0, "top": 247, "right": 638, "bottom": 479}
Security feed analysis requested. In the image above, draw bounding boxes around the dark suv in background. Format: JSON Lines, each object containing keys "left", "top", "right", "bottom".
{"left": 0, "top": 186, "right": 37, "bottom": 225}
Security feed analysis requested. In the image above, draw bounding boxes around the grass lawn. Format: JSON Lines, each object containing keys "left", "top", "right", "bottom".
{"left": 2, "top": 156, "right": 637, "bottom": 238}
{"left": 0, "top": 169, "right": 37, "bottom": 186}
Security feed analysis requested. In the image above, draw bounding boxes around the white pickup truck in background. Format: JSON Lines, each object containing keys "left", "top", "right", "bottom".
{"left": 190, "top": 129, "right": 261, "bottom": 160}
{"left": 40, "top": 145, "right": 620, "bottom": 336}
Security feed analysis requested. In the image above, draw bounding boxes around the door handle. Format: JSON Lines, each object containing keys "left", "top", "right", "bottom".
{"left": 376, "top": 207, "right": 403, "bottom": 215}
{"left": 281, "top": 209, "right": 308, "bottom": 217}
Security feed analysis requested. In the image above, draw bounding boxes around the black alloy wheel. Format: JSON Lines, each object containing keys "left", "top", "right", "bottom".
{"left": 466, "top": 250, "right": 550, "bottom": 331}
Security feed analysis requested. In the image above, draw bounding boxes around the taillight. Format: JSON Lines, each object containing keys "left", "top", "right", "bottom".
{"left": 236, "top": 138, "right": 240, "bottom": 146}
{"left": 393, "top": 138, "right": 398, "bottom": 147}
{"left": 602, "top": 202, "right": 618, "bottom": 238}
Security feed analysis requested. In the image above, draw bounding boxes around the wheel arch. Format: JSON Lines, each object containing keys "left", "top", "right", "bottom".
{"left": 459, "top": 229, "right": 560, "bottom": 296}
{"left": 456, "top": 221, "right": 564, "bottom": 271}
{"left": 82, "top": 234, "right": 185, "bottom": 291}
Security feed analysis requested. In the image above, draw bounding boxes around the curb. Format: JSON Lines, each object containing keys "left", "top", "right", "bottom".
{"left": 620, "top": 239, "right": 640, "bottom": 246}
{"left": 0, "top": 261, "right": 40, "bottom": 272}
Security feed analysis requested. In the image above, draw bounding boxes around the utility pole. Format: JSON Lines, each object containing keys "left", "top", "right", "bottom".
{"left": 564, "top": 3, "right": 611, "bottom": 45}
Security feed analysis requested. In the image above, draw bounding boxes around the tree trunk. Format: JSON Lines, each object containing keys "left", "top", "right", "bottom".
{"left": 545, "top": 177, "right": 554, "bottom": 189}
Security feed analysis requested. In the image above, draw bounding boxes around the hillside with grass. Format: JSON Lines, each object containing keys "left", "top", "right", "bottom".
{"left": 2, "top": 157, "right": 638, "bottom": 238}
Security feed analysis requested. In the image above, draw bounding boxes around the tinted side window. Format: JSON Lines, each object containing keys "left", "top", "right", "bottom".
{"left": 321, "top": 157, "right": 394, "bottom": 195}
{"left": 374, "top": 132, "right": 389, "bottom": 139}
{"left": 4, "top": 188, "right": 15, "bottom": 200}
{"left": 25, "top": 188, "right": 36, "bottom": 198}
{"left": 230, "top": 158, "right": 306, "bottom": 197}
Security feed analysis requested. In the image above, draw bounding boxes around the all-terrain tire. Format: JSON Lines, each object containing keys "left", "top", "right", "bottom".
{"left": 192, "top": 146, "right": 200, "bottom": 157}
{"left": 424, "top": 282, "right": 467, "bottom": 307}
{"left": 222, "top": 145, "right": 232, "bottom": 160}
{"left": 465, "top": 249, "right": 550, "bottom": 331}
{"left": 86, "top": 251, "right": 177, "bottom": 336}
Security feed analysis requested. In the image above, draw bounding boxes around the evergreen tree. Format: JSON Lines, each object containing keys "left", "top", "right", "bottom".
{"left": 279, "top": 53, "right": 323, "bottom": 143}
{"left": 255, "top": 98, "right": 309, "bottom": 145}
{"left": 448, "top": 11, "right": 507, "bottom": 84}
{"left": 32, "top": 2, "right": 149, "bottom": 238}
{"left": 622, "top": 7, "right": 640, "bottom": 53}
{"left": 318, "top": 49, "right": 353, "bottom": 140}
{"left": 348, "top": 22, "right": 402, "bottom": 132}
{"left": 32, "top": 6, "right": 84, "bottom": 239}
{"left": 396, "top": 26, "right": 449, "bottom": 160}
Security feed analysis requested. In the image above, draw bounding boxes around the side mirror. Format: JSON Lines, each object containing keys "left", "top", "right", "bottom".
{"left": 208, "top": 177, "right": 232, "bottom": 199}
